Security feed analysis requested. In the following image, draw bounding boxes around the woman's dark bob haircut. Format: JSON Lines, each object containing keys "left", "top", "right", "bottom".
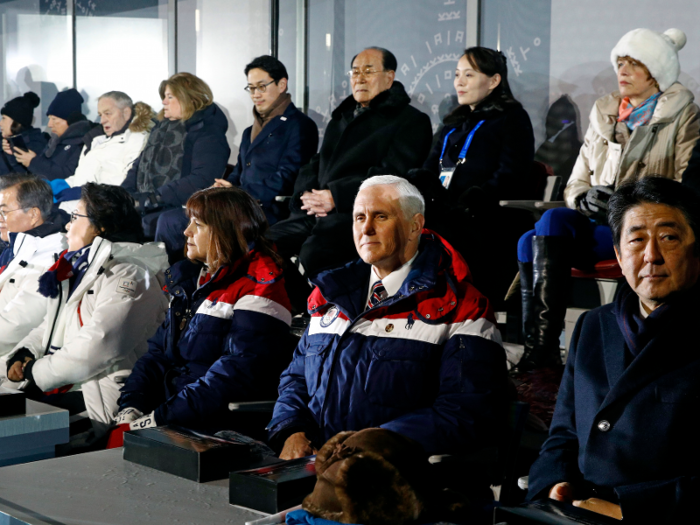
{"left": 81, "top": 183, "right": 144, "bottom": 243}
{"left": 185, "top": 186, "right": 282, "bottom": 272}
{"left": 462, "top": 46, "right": 520, "bottom": 108}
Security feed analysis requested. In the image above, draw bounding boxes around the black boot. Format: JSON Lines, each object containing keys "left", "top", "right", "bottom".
{"left": 516, "top": 236, "right": 568, "bottom": 371}
{"left": 518, "top": 261, "right": 536, "bottom": 351}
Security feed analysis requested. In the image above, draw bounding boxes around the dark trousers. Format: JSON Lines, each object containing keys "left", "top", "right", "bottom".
{"left": 266, "top": 212, "right": 357, "bottom": 277}
{"left": 267, "top": 212, "right": 358, "bottom": 314}
{"left": 517, "top": 208, "right": 615, "bottom": 266}
{"left": 154, "top": 207, "right": 189, "bottom": 264}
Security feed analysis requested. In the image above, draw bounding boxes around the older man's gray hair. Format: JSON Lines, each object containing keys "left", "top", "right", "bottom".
{"left": 99, "top": 91, "right": 133, "bottom": 110}
{"left": 358, "top": 175, "right": 425, "bottom": 218}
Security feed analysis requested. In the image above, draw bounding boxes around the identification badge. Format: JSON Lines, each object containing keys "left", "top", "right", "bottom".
{"left": 439, "top": 168, "right": 455, "bottom": 189}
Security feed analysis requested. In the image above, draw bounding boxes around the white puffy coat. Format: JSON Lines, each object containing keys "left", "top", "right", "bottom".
{"left": 0, "top": 232, "right": 67, "bottom": 355}
{"left": 1, "top": 238, "right": 169, "bottom": 423}
{"left": 65, "top": 128, "right": 148, "bottom": 187}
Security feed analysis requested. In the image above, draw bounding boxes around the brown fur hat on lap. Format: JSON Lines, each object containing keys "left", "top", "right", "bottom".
{"left": 302, "top": 428, "right": 431, "bottom": 525}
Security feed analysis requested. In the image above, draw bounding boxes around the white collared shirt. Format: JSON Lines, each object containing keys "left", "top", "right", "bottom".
{"left": 365, "top": 250, "right": 419, "bottom": 307}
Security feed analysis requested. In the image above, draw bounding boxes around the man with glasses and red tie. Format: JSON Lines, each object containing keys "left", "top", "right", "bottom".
{"left": 154, "top": 55, "right": 318, "bottom": 263}
{"left": 269, "top": 175, "right": 509, "bottom": 465}
{"left": 267, "top": 47, "right": 433, "bottom": 312}
{"left": 0, "top": 174, "right": 67, "bottom": 357}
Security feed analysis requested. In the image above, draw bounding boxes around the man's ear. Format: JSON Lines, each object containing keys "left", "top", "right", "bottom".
{"left": 123, "top": 106, "right": 133, "bottom": 121}
{"left": 278, "top": 78, "right": 288, "bottom": 93}
{"left": 614, "top": 245, "right": 622, "bottom": 266}
{"left": 411, "top": 213, "right": 425, "bottom": 236}
{"left": 387, "top": 70, "right": 396, "bottom": 84}
{"left": 29, "top": 207, "right": 42, "bottom": 226}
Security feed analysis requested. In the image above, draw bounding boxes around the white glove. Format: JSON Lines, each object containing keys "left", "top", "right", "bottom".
{"left": 129, "top": 412, "right": 158, "bottom": 431}
{"left": 114, "top": 407, "right": 143, "bottom": 425}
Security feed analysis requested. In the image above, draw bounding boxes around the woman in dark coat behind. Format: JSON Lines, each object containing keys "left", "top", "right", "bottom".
{"left": 0, "top": 92, "right": 48, "bottom": 176}
{"left": 416, "top": 46, "right": 536, "bottom": 308}
{"left": 121, "top": 72, "right": 230, "bottom": 238}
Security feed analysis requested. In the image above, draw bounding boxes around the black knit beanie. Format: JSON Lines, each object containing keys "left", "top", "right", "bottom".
{"left": 47, "top": 88, "right": 84, "bottom": 121}
{"left": 1, "top": 91, "right": 40, "bottom": 129}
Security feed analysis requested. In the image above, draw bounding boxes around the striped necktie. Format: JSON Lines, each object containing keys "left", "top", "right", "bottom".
{"left": 367, "top": 280, "right": 388, "bottom": 310}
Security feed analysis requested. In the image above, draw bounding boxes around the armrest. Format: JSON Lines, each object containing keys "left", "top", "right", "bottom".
{"left": 275, "top": 196, "right": 292, "bottom": 202}
{"left": 535, "top": 201, "right": 566, "bottom": 210}
{"left": 499, "top": 200, "right": 542, "bottom": 213}
{"left": 228, "top": 400, "right": 276, "bottom": 412}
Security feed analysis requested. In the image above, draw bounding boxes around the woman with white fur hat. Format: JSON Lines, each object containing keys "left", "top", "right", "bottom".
{"left": 514, "top": 28, "right": 700, "bottom": 372}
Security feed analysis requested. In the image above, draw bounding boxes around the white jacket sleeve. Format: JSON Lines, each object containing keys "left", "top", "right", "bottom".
{"left": 64, "top": 144, "right": 96, "bottom": 188}
{"left": 0, "top": 315, "right": 50, "bottom": 381}
{"left": 29, "top": 262, "right": 167, "bottom": 391}
{"left": 0, "top": 280, "right": 51, "bottom": 356}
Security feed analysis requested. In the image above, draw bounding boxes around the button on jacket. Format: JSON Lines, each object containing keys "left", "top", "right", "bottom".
{"left": 268, "top": 231, "right": 510, "bottom": 455}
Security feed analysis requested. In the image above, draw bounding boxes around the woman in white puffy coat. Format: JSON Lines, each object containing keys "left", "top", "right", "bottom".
{"left": 1, "top": 183, "right": 169, "bottom": 427}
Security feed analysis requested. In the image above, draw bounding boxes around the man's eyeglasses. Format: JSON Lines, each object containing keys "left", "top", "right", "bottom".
{"left": 0, "top": 208, "right": 27, "bottom": 220}
{"left": 244, "top": 80, "right": 276, "bottom": 94}
{"left": 70, "top": 211, "right": 89, "bottom": 223}
{"left": 346, "top": 68, "right": 388, "bottom": 78}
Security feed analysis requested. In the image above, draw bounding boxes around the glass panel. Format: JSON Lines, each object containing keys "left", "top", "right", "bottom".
{"left": 75, "top": 0, "right": 170, "bottom": 121}
{"left": 307, "top": 0, "right": 469, "bottom": 137}
{"left": 177, "top": 0, "right": 270, "bottom": 160}
{"left": 0, "top": 0, "right": 73, "bottom": 128}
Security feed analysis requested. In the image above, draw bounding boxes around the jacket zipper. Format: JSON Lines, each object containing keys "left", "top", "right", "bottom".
{"left": 45, "top": 281, "right": 63, "bottom": 354}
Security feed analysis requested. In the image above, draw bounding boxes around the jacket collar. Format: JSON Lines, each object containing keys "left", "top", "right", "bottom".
{"left": 248, "top": 102, "right": 299, "bottom": 152}
{"left": 6, "top": 209, "right": 68, "bottom": 250}
{"left": 308, "top": 230, "right": 465, "bottom": 321}
{"left": 591, "top": 82, "right": 694, "bottom": 138}
{"left": 331, "top": 81, "right": 411, "bottom": 121}
{"left": 597, "top": 281, "right": 700, "bottom": 414}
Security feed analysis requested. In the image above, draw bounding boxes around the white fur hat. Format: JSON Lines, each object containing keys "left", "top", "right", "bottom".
{"left": 610, "top": 28, "right": 687, "bottom": 91}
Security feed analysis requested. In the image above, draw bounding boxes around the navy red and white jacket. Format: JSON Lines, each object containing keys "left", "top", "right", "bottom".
{"left": 118, "top": 248, "right": 292, "bottom": 431}
{"left": 268, "top": 231, "right": 510, "bottom": 455}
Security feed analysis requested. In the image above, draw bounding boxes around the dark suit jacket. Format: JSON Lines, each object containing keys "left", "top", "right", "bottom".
{"left": 228, "top": 102, "right": 318, "bottom": 225}
{"left": 528, "top": 299, "right": 700, "bottom": 523}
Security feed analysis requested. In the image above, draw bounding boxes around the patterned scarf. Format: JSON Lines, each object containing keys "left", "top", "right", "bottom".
{"left": 38, "top": 245, "right": 92, "bottom": 299}
{"left": 136, "top": 118, "right": 187, "bottom": 194}
{"left": 251, "top": 93, "right": 291, "bottom": 142}
{"left": 617, "top": 92, "right": 662, "bottom": 131}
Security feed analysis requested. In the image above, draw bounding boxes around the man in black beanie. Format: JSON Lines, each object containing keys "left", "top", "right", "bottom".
{"left": 10, "top": 88, "right": 93, "bottom": 181}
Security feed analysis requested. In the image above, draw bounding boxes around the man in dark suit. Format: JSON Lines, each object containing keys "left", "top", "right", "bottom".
{"left": 527, "top": 176, "right": 700, "bottom": 523}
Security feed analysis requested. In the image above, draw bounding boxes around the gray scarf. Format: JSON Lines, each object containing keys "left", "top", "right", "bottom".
{"left": 136, "top": 118, "right": 187, "bottom": 194}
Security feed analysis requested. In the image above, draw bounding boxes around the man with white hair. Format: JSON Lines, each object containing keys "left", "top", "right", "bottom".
{"left": 269, "top": 175, "right": 509, "bottom": 459}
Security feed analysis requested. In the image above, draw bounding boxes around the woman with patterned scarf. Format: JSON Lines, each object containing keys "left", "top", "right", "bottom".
{"left": 0, "top": 184, "right": 168, "bottom": 445}
{"left": 514, "top": 28, "right": 700, "bottom": 372}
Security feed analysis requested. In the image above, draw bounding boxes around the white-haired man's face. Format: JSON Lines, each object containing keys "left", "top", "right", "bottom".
{"left": 352, "top": 184, "right": 424, "bottom": 279}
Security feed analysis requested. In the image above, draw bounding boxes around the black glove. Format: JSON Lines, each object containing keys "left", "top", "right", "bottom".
{"left": 132, "top": 192, "right": 163, "bottom": 213}
{"left": 458, "top": 186, "right": 496, "bottom": 216}
{"left": 578, "top": 185, "right": 614, "bottom": 222}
